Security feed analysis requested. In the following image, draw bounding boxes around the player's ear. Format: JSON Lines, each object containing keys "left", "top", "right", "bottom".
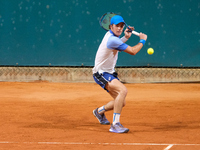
{"left": 109, "top": 24, "right": 112, "bottom": 29}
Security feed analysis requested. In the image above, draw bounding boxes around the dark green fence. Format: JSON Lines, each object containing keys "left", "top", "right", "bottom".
{"left": 0, "top": 0, "right": 199, "bottom": 67}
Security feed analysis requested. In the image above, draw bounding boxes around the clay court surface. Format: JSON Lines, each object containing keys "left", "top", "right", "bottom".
{"left": 0, "top": 82, "right": 199, "bottom": 150}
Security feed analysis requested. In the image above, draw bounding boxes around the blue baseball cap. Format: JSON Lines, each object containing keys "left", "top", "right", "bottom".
{"left": 110, "top": 15, "right": 125, "bottom": 25}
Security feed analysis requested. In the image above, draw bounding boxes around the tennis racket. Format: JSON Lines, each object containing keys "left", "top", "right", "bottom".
{"left": 99, "top": 12, "right": 140, "bottom": 36}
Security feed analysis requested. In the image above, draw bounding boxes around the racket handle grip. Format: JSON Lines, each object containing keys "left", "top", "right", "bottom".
{"left": 132, "top": 30, "right": 140, "bottom": 36}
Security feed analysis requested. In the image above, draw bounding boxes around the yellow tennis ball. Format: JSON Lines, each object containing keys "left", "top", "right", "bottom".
{"left": 147, "top": 48, "right": 154, "bottom": 55}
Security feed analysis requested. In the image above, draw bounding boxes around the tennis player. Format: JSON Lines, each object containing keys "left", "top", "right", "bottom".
{"left": 92, "top": 15, "right": 147, "bottom": 133}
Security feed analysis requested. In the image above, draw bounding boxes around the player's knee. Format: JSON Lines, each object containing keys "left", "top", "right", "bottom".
{"left": 123, "top": 100, "right": 126, "bottom": 107}
{"left": 120, "top": 87, "right": 127, "bottom": 97}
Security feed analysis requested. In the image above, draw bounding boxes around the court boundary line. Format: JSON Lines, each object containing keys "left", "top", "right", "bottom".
{"left": 0, "top": 141, "right": 200, "bottom": 146}
{"left": 164, "top": 144, "right": 173, "bottom": 150}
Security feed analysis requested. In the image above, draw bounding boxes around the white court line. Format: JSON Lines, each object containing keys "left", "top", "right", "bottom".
{"left": 0, "top": 141, "right": 200, "bottom": 146}
{"left": 164, "top": 144, "right": 173, "bottom": 150}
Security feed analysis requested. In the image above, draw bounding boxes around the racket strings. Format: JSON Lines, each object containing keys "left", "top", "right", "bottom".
{"left": 99, "top": 12, "right": 116, "bottom": 31}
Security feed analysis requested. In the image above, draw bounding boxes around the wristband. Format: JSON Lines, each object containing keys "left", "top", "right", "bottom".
{"left": 139, "top": 39, "right": 146, "bottom": 45}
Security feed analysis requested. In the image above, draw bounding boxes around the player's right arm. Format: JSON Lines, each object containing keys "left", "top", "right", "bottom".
{"left": 124, "top": 33, "right": 147, "bottom": 55}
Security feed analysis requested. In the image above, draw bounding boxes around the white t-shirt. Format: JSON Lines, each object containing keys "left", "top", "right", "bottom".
{"left": 92, "top": 30, "right": 128, "bottom": 74}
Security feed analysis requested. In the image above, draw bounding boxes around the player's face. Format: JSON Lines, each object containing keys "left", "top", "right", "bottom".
{"left": 111, "top": 22, "right": 124, "bottom": 36}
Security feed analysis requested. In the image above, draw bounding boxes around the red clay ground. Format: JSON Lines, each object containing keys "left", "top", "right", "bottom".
{"left": 0, "top": 82, "right": 200, "bottom": 150}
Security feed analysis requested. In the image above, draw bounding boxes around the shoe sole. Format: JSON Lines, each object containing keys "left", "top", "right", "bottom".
{"left": 93, "top": 110, "right": 110, "bottom": 125}
{"left": 109, "top": 128, "right": 129, "bottom": 133}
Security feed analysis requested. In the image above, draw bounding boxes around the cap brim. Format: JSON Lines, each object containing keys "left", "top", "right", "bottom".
{"left": 113, "top": 21, "right": 125, "bottom": 25}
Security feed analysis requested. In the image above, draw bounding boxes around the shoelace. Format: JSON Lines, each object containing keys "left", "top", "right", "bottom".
{"left": 116, "top": 123, "right": 124, "bottom": 127}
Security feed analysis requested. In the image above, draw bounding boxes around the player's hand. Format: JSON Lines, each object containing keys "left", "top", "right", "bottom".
{"left": 139, "top": 33, "right": 147, "bottom": 41}
{"left": 124, "top": 26, "right": 134, "bottom": 39}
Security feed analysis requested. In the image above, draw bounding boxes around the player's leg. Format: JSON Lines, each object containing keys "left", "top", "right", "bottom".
{"left": 97, "top": 101, "right": 114, "bottom": 115}
{"left": 100, "top": 81, "right": 126, "bottom": 113}
{"left": 105, "top": 79, "right": 129, "bottom": 133}
{"left": 98, "top": 79, "right": 127, "bottom": 115}
{"left": 92, "top": 72, "right": 111, "bottom": 125}
{"left": 106, "top": 79, "right": 127, "bottom": 119}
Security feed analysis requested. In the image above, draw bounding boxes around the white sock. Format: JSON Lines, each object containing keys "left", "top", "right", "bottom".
{"left": 113, "top": 113, "right": 120, "bottom": 125}
{"left": 98, "top": 106, "right": 106, "bottom": 115}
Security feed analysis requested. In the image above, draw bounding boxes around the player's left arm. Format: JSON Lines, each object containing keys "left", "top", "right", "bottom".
{"left": 124, "top": 43, "right": 143, "bottom": 55}
{"left": 124, "top": 33, "right": 147, "bottom": 55}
